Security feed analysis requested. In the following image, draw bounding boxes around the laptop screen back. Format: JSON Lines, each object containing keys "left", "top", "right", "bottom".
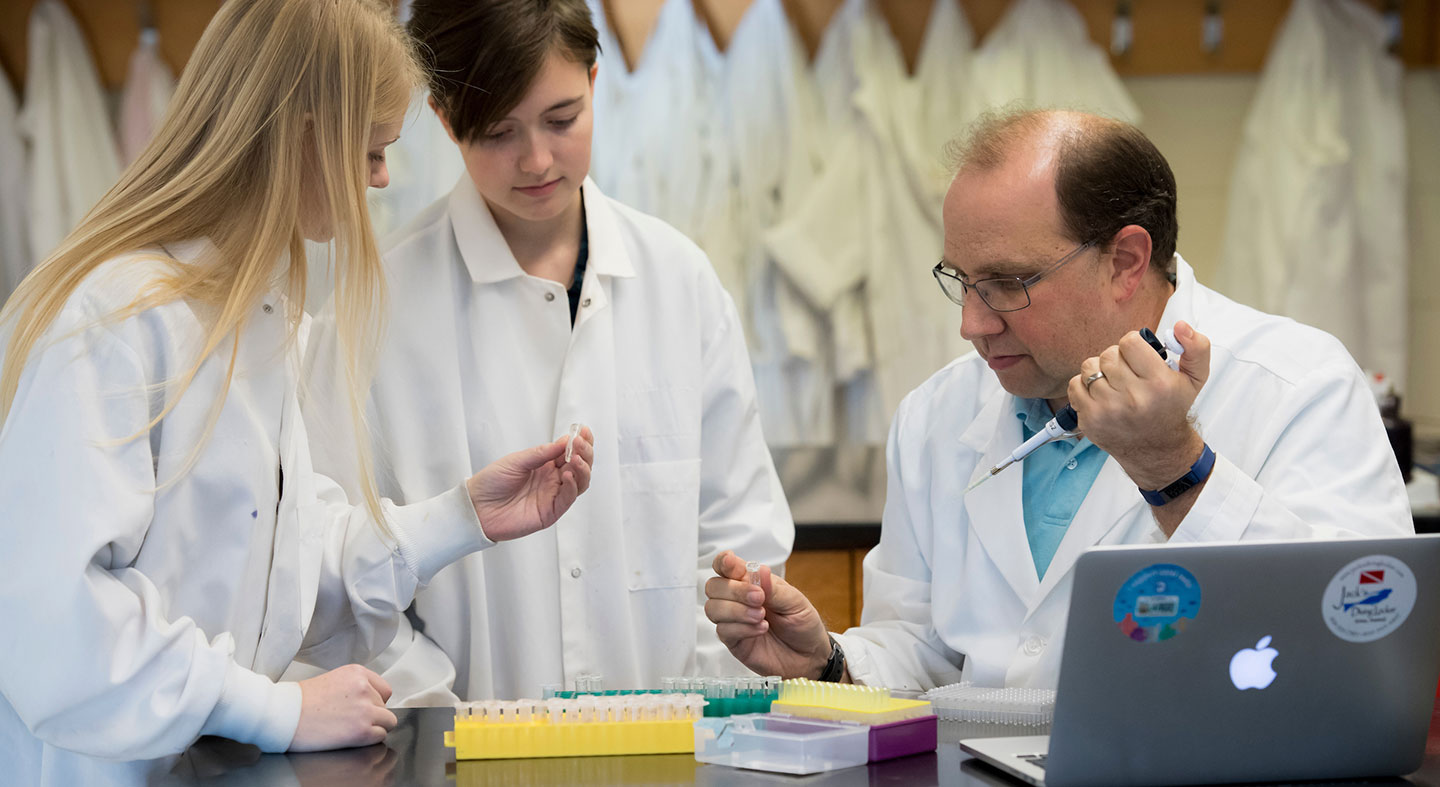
{"left": 1045, "top": 536, "right": 1440, "bottom": 787}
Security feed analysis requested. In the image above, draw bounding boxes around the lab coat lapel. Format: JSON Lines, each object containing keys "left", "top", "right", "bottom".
{"left": 959, "top": 390, "right": 1040, "bottom": 606}
{"left": 1034, "top": 456, "right": 1148, "bottom": 601}
{"left": 571, "top": 180, "right": 633, "bottom": 336}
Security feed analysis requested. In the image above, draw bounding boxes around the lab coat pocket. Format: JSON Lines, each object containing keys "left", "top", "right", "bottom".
{"left": 620, "top": 458, "right": 701, "bottom": 591}
{"left": 616, "top": 386, "right": 701, "bottom": 464}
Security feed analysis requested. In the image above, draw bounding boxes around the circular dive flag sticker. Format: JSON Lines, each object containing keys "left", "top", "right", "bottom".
{"left": 1322, "top": 555, "right": 1416, "bottom": 643}
{"left": 1113, "top": 564, "right": 1202, "bottom": 644}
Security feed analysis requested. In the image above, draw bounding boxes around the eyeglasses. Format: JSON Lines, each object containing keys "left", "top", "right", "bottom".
{"left": 932, "top": 241, "right": 1096, "bottom": 313}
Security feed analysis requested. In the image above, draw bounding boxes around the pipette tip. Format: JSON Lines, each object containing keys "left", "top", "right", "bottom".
{"left": 966, "top": 458, "right": 1014, "bottom": 494}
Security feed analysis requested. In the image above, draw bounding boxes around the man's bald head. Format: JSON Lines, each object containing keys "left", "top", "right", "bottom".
{"left": 946, "top": 109, "right": 1179, "bottom": 276}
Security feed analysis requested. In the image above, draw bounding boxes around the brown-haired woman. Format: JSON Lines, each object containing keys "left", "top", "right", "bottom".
{"left": 300, "top": 0, "right": 794, "bottom": 703}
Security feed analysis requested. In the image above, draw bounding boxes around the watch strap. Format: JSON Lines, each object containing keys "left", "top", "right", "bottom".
{"left": 817, "top": 634, "right": 847, "bottom": 682}
{"left": 1140, "top": 443, "right": 1216, "bottom": 506}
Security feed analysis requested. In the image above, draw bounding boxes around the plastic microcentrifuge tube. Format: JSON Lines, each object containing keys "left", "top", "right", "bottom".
{"left": 564, "top": 423, "right": 581, "bottom": 463}
{"left": 541, "top": 683, "right": 561, "bottom": 699}
{"left": 746, "top": 561, "right": 762, "bottom": 585}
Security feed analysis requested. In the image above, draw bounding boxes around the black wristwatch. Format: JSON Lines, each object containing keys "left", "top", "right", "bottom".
{"left": 1139, "top": 443, "right": 1216, "bottom": 506}
{"left": 817, "top": 634, "right": 847, "bottom": 682}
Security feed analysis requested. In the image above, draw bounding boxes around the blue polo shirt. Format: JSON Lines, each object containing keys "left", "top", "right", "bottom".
{"left": 1014, "top": 396, "right": 1109, "bottom": 579}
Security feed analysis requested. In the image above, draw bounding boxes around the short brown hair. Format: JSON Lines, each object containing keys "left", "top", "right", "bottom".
{"left": 407, "top": 0, "right": 599, "bottom": 143}
{"left": 948, "top": 109, "right": 1179, "bottom": 274}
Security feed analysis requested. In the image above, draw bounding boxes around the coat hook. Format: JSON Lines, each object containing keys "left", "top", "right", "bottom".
{"left": 1202, "top": 0, "right": 1223, "bottom": 54}
{"left": 1383, "top": 0, "right": 1402, "bottom": 53}
{"left": 138, "top": 0, "right": 156, "bottom": 32}
{"left": 1111, "top": 0, "right": 1133, "bottom": 57}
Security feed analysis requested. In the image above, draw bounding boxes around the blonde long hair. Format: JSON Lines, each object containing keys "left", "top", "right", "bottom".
{"left": 0, "top": 0, "right": 420, "bottom": 529}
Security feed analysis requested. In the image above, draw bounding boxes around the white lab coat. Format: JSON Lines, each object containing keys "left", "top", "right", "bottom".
{"left": 1216, "top": 0, "right": 1406, "bottom": 390}
{"left": 833, "top": 255, "right": 1413, "bottom": 692}
{"left": 0, "top": 73, "right": 28, "bottom": 298}
{"left": 302, "top": 178, "right": 794, "bottom": 702}
{"left": 117, "top": 28, "right": 175, "bottom": 166}
{"left": 969, "top": 0, "right": 1140, "bottom": 121}
{"left": 689, "top": 0, "right": 832, "bottom": 446}
{"left": 0, "top": 242, "right": 495, "bottom": 785}
{"left": 18, "top": 0, "right": 121, "bottom": 268}
{"left": 765, "top": 0, "right": 976, "bottom": 443}
{"left": 587, "top": 0, "right": 708, "bottom": 240}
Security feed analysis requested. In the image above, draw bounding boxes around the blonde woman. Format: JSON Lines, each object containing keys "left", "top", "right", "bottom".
{"left": 0, "top": 0, "right": 592, "bottom": 780}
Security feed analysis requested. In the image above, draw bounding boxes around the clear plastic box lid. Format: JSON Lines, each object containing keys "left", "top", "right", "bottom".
{"left": 693, "top": 713, "right": 870, "bottom": 775}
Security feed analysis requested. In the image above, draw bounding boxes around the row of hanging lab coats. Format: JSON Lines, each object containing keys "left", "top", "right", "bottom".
{"left": 319, "top": 0, "right": 1143, "bottom": 448}
{"left": 586, "top": 0, "right": 1141, "bottom": 447}
{"left": 1216, "top": 0, "right": 1407, "bottom": 391}
{"left": 0, "top": 0, "right": 172, "bottom": 300}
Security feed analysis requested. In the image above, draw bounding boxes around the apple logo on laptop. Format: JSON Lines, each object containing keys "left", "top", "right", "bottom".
{"left": 1229, "top": 636, "right": 1279, "bottom": 690}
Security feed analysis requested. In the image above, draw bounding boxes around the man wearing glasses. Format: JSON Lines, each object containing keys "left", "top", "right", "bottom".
{"left": 704, "top": 109, "right": 1412, "bottom": 690}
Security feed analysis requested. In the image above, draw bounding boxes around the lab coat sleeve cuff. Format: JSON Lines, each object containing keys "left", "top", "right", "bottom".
{"left": 829, "top": 632, "right": 878, "bottom": 687}
{"left": 200, "top": 662, "right": 303, "bottom": 752}
{"left": 387, "top": 482, "right": 493, "bottom": 585}
{"left": 1167, "top": 454, "right": 1261, "bottom": 544}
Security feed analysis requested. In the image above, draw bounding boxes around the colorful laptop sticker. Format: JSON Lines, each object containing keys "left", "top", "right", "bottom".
{"left": 1113, "top": 563, "right": 1202, "bottom": 644}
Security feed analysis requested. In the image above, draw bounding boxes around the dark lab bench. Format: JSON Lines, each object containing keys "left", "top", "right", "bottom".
{"left": 154, "top": 701, "right": 1440, "bottom": 786}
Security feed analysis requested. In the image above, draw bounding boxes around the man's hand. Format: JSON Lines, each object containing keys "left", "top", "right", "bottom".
{"left": 466, "top": 427, "right": 594, "bottom": 542}
{"left": 289, "top": 665, "right": 397, "bottom": 752}
{"left": 1068, "top": 322, "right": 1211, "bottom": 525}
{"left": 703, "top": 550, "right": 834, "bottom": 679}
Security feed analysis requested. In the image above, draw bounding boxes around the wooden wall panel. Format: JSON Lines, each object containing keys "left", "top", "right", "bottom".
{"left": 3, "top": 0, "right": 1436, "bottom": 96}
{"left": 785, "top": 549, "right": 855, "bottom": 632}
{"left": 850, "top": 547, "right": 869, "bottom": 629}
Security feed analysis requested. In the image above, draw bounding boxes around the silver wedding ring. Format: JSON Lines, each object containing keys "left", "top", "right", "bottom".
{"left": 1084, "top": 371, "right": 1106, "bottom": 389}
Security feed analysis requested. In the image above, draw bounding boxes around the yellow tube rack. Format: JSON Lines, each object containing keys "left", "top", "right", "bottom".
{"left": 445, "top": 717, "right": 695, "bottom": 760}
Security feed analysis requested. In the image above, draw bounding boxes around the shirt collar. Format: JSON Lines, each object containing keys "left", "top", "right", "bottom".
{"left": 448, "top": 177, "right": 635, "bottom": 284}
{"left": 1012, "top": 394, "right": 1054, "bottom": 434}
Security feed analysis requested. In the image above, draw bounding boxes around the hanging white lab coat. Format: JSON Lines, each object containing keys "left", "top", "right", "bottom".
{"left": 0, "top": 73, "right": 28, "bottom": 298}
{"left": 688, "top": 0, "right": 832, "bottom": 446}
{"left": 117, "top": 28, "right": 175, "bottom": 166}
{"left": 0, "top": 242, "right": 496, "bottom": 785}
{"left": 832, "top": 255, "right": 1413, "bottom": 692}
{"left": 1216, "top": 0, "right": 1406, "bottom": 390}
{"left": 302, "top": 178, "right": 794, "bottom": 702}
{"left": 18, "top": 0, "right": 122, "bottom": 268}
{"left": 765, "top": 0, "right": 977, "bottom": 443}
{"left": 969, "top": 0, "right": 1140, "bottom": 121}
{"left": 587, "top": 0, "right": 709, "bottom": 240}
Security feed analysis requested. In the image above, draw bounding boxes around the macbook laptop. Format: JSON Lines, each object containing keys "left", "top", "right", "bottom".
{"left": 961, "top": 535, "right": 1440, "bottom": 787}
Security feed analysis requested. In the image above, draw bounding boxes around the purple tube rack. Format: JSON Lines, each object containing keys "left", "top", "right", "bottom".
{"left": 867, "top": 714, "right": 938, "bottom": 761}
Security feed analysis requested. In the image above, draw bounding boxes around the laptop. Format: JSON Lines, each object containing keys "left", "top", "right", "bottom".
{"left": 961, "top": 535, "right": 1440, "bottom": 787}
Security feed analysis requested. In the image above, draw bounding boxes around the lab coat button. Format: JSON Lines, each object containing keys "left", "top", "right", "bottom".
{"left": 262, "top": 303, "right": 273, "bottom": 314}
{"left": 1066, "top": 459, "right": 1078, "bottom": 470}
{"left": 571, "top": 567, "right": 582, "bottom": 578}
{"left": 581, "top": 297, "right": 591, "bottom": 308}
{"left": 1022, "top": 636, "right": 1044, "bottom": 656}
{"left": 544, "top": 292, "right": 556, "bottom": 302}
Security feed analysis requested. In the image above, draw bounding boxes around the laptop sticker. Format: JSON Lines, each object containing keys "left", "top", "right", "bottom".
{"left": 1113, "top": 564, "right": 1201, "bottom": 643}
{"left": 1322, "top": 555, "right": 1416, "bottom": 643}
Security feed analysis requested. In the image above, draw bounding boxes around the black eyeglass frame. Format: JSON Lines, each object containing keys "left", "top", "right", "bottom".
{"left": 932, "top": 240, "right": 1097, "bottom": 313}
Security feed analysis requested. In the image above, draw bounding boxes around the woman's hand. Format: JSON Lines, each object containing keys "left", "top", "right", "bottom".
{"left": 466, "top": 426, "right": 594, "bottom": 542}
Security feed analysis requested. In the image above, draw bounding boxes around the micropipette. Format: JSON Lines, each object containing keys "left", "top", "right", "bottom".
{"left": 965, "top": 328, "right": 1185, "bottom": 494}
{"left": 564, "top": 423, "right": 581, "bottom": 463}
